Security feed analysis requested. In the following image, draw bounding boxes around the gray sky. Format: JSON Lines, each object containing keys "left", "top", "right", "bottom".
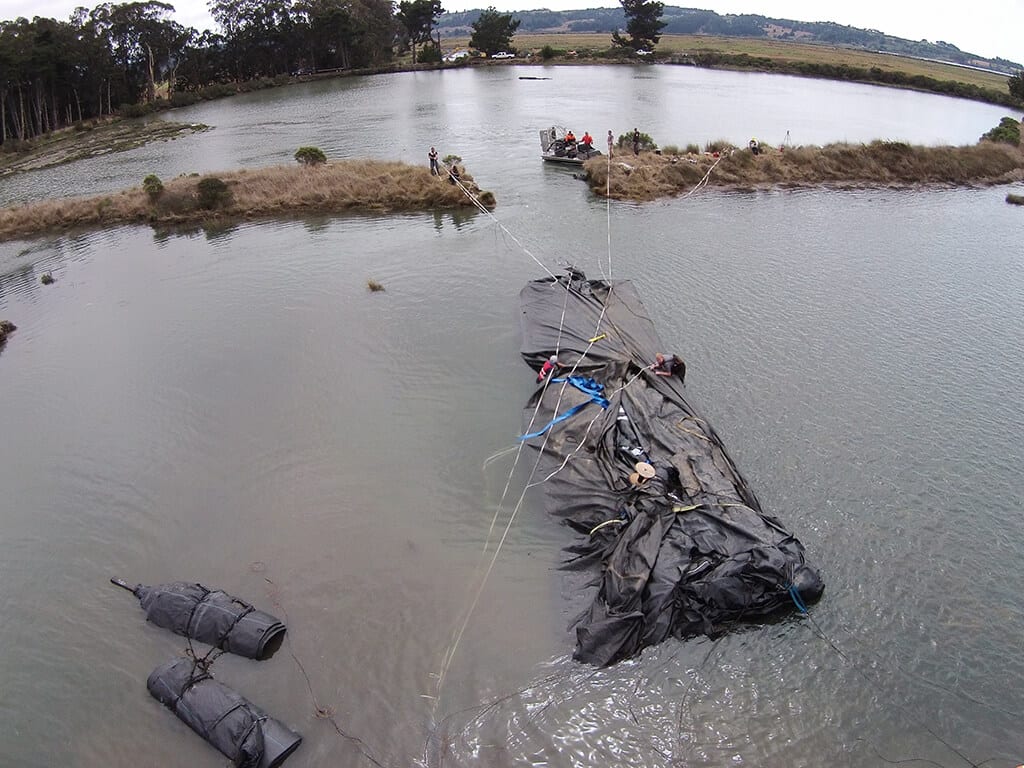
{"left": 5, "top": 0, "right": 1023, "bottom": 66}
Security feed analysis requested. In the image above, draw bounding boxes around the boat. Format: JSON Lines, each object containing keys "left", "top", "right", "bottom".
{"left": 519, "top": 269, "right": 824, "bottom": 666}
{"left": 540, "top": 125, "right": 602, "bottom": 165}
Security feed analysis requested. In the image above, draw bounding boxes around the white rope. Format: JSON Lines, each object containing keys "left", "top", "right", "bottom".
{"left": 440, "top": 162, "right": 559, "bottom": 281}
{"left": 431, "top": 149, "right": 631, "bottom": 707}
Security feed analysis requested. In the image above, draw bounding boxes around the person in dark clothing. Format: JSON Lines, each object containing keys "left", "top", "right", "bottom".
{"left": 429, "top": 147, "right": 439, "bottom": 175}
{"left": 448, "top": 164, "right": 460, "bottom": 184}
{"left": 653, "top": 353, "right": 685, "bottom": 382}
{"left": 632, "top": 128, "right": 640, "bottom": 155}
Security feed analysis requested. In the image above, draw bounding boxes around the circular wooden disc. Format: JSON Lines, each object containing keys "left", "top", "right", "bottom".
{"left": 635, "top": 461, "right": 656, "bottom": 479}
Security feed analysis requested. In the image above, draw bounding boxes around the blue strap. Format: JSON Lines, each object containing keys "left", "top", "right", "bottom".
{"left": 520, "top": 376, "right": 610, "bottom": 440}
{"left": 788, "top": 584, "right": 808, "bottom": 614}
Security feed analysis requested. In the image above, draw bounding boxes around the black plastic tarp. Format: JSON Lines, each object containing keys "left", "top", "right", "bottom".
{"left": 519, "top": 270, "right": 824, "bottom": 666}
{"left": 114, "top": 580, "right": 286, "bottom": 660}
{"left": 148, "top": 657, "right": 302, "bottom": 768}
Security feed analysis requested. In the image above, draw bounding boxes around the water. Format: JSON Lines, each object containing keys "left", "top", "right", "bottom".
{"left": 1, "top": 66, "right": 1023, "bottom": 768}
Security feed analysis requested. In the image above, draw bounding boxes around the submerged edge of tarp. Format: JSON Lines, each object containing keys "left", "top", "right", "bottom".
{"left": 518, "top": 270, "right": 824, "bottom": 665}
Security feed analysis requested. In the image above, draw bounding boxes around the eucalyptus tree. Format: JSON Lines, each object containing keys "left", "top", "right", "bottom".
{"left": 611, "top": 0, "right": 666, "bottom": 52}
{"left": 468, "top": 7, "right": 519, "bottom": 56}
{"left": 396, "top": 0, "right": 443, "bottom": 63}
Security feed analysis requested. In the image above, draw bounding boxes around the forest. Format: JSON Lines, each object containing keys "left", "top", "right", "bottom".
{"left": 0, "top": 0, "right": 429, "bottom": 146}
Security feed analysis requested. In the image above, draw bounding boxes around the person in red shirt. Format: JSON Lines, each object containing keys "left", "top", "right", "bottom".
{"left": 581, "top": 131, "right": 593, "bottom": 147}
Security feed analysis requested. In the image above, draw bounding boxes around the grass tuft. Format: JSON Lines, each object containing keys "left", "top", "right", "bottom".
{"left": 40, "top": 272, "right": 55, "bottom": 285}
{"left": 367, "top": 279, "right": 385, "bottom": 292}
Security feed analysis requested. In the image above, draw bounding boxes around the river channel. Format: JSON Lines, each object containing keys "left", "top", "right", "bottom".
{"left": 1, "top": 64, "right": 1023, "bottom": 768}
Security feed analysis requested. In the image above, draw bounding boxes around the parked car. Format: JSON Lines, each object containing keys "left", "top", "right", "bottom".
{"left": 492, "top": 51, "right": 515, "bottom": 59}
{"left": 443, "top": 51, "right": 470, "bottom": 62}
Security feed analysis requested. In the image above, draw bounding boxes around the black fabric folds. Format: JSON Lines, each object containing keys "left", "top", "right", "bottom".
{"left": 519, "top": 270, "right": 824, "bottom": 666}
{"left": 130, "top": 582, "right": 286, "bottom": 660}
{"left": 147, "top": 657, "right": 302, "bottom": 768}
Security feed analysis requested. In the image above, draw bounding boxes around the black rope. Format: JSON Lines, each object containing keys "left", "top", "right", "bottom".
{"left": 260, "top": 573, "right": 390, "bottom": 768}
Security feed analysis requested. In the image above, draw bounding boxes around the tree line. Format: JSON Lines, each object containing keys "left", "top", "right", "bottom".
{"left": 0, "top": 0, "right": 455, "bottom": 146}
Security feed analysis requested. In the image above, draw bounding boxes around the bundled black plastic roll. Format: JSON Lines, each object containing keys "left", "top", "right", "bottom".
{"left": 148, "top": 657, "right": 302, "bottom": 768}
{"left": 112, "top": 579, "right": 286, "bottom": 660}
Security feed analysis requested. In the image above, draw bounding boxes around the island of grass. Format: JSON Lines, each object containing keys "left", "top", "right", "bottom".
{"left": 0, "top": 159, "right": 495, "bottom": 240}
{"left": 585, "top": 135, "right": 1024, "bottom": 201}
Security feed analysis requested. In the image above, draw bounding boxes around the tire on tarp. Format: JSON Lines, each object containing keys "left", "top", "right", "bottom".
{"left": 148, "top": 657, "right": 302, "bottom": 768}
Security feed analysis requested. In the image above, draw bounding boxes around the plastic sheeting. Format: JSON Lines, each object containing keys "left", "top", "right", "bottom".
{"left": 519, "top": 270, "right": 824, "bottom": 666}
{"left": 115, "top": 580, "right": 286, "bottom": 660}
{"left": 148, "top": 657, "right": 302, "bottom": 768}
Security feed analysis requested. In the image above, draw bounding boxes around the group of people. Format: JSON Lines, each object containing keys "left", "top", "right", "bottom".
{"left": 428, "top": 146, "right": 461, "bottom": 183}
{"left": 534, "top": 351, "right": 685, "bottom": 384}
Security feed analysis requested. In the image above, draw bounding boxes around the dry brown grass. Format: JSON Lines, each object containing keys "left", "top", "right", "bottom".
{"left": 585, "top": 142, "right": 1024, "bottom": 201}
{"left": 0, "top": 159, "right": 493, "bottom": 241}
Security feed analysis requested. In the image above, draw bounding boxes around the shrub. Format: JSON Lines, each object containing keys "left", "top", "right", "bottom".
{"left": 419, "top": 43, "right": 442, "bottom": 64}
{"left": 541, "top": 45, "right": 559, "bottom": 60}
{"left": 662, "top": 144, "right": 681, "bottom": 155}
{"left": 704, "top": 138, "right": 734, "bottom": 154}
{"left": 685, "top": 143, "right": 700, "bottom": 155}
{"left": 367, "top": 279, "right": 385, "bottom": 292}
{"left": 1008, "top": 193, "right": 1024, "bottom": 206}
{"left": 294, "top": 146, "right": 327, "bottom": 166}
{"left": 618, "top": 131, "right": 657, "bottom": 151}
{"left": 196, "top": 177, "right": 231, "bottom": 210}
{"left": 442, "top": 154, "right": 462, "bottom": 165}
{"left": 40, "top": 272, "right": 55, "bottom": 285}
{"left": 980, "top": 117, "right": 1021, "bottom": 145}
{"left": 142, "top": 174, "right": 164, "bottom": 202}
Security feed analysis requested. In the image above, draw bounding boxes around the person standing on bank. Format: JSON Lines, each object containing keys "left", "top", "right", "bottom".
{"left": 607, "top": 130, "right": 614, "bottom": 157}
{"left": 632, "top": 128, "right": 641, "bottom": 155}
{"left": 429, "top": 147, "right": 439, "bottom": 175}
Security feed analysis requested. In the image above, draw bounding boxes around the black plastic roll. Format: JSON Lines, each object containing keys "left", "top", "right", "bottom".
{"left": 148, "top": 657, "right": 302, "bottom": 768}
{"left": 114, "top": 580, "right": 286, "bottom": 660}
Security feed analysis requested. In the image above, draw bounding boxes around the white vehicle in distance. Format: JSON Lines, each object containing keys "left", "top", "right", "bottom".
{"left": 443, "top": 51, "right": 470, "bottom": 62}
{"left": 491, "top": 51, "right": 515, "bottom": 59}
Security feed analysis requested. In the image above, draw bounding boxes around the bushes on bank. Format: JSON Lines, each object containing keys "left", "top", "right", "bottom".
{"left": 143, "top": 174, "right": 164, "bottom": 201}
{"left": 196, "top": 177, "right": 231, "bottom": 209}
{"left": 295, "top": 147, "right": 327, "bottom": 166}
{"left": 981, "top": 117, "right": 1022, "bottom": 145}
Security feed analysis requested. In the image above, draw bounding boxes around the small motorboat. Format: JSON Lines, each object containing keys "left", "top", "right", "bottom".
{"left": 540, "top": 125, "right": 602, "bottom": 165}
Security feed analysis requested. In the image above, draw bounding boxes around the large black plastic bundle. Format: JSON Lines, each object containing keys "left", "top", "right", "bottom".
{"left": 148, "top": 657, "right": 302, "bottom": 768}
{"left": 519, "top": 270, "right": 824, "bottom": 665}
{"left": 116, "top": 580, "right": 286, "bottom": 660}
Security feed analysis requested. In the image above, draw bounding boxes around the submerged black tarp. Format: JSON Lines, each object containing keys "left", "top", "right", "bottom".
{"left": 148, "top": 657, "right": 302, "bottom": 768}
{"left": 519, "top": 270, "right": 824, "bottom": 666}
{"left": 113, "top": 579, "right": 286, "bottom": 660}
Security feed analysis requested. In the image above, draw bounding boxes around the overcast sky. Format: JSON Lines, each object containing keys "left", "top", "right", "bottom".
{"left": 5, "top": 0, "right": 1023, "bottom": 66}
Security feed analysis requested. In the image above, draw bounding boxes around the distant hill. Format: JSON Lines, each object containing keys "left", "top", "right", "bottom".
{"left": 438, "top": 6, "right": 1022, "bottom": 75}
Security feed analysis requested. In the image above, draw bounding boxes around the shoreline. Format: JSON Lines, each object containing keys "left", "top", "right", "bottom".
{"left": 1, "top": 35, "right": 1020, "bottom": 180}
{"left": 584, "top": 141, "right": 1024, "bottom": 202}
{"left": 0, "top": 160, "right": 493, "bottom": 242}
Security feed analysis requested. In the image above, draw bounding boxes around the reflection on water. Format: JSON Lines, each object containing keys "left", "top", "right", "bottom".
{"left": 1, "top": 68, "right": 1023, "bottom": 768}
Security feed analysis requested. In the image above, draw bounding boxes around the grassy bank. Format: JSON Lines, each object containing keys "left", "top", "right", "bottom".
{"left": 0, "top": 160, "right": 494, "bottom": 241}
{"left": 0, "top": 119, "right": 210, "bottom": 177}
{"left": 584, "top": 141, "right": 1024, "bottom": 201}
{"left": 459, "top": 33, "right": 1020, "bottom": 108}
